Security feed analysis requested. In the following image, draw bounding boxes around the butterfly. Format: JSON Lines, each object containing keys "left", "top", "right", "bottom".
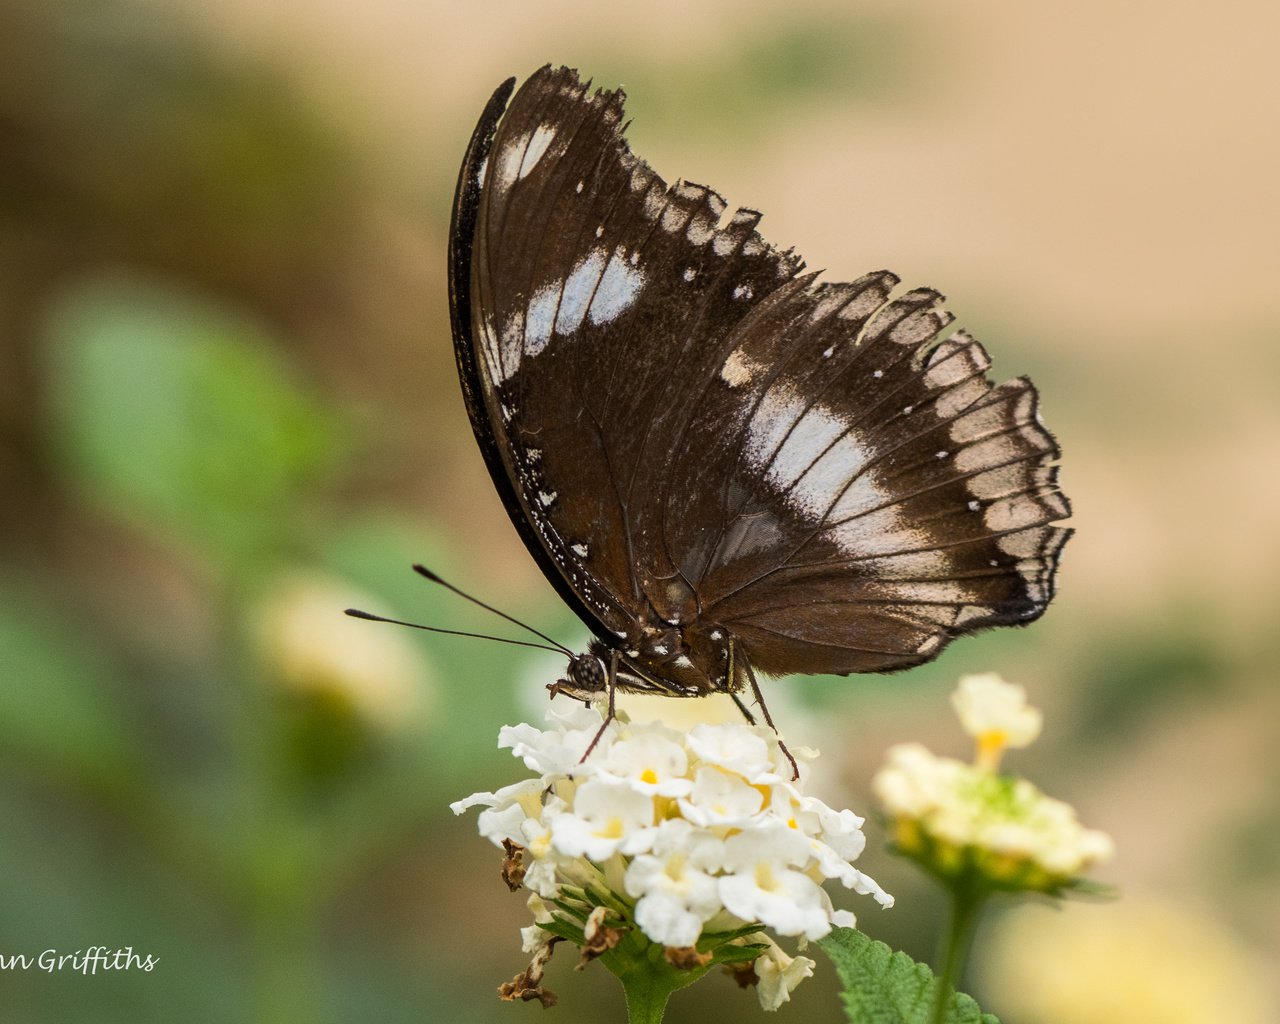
{"left": 448, "top": 65, "right": 1070, "bottom": 747}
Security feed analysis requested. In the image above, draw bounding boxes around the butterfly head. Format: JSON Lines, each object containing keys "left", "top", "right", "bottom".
{"left": 549, "top": 650, "right": 608, "bottom": 702}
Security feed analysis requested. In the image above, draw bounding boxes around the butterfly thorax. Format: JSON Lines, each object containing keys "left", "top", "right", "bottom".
{"left": 557, "top": 620, "right": 738, "bottom": 702}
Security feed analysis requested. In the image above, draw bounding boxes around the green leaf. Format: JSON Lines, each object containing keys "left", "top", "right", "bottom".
{"left": 43, "top": 274, "right": 343, "bottom": 569}
{"left": 818, "top": 928, "right": 999, "bottom": 1024}
{"left": 704, "top": 942, "right": 767, "bottom": 968}
{"left": 536, "top": 917, "right": 587, "bottom": 945}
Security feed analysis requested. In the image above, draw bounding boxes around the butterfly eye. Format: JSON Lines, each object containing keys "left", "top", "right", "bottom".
{"left": 568, "top": 654, "right": 606, "bottom": 694}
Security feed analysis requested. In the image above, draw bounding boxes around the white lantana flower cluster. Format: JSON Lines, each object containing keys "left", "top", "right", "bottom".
{"left": 873, "top": 674, "right": 1113, "bottom": 892}
{"left": 453, "top": 704, "right": 893, "bottom": 1011}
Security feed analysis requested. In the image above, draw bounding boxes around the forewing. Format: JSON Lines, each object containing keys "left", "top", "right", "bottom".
{"left": 457, "top": 66, "right": 805, "bottom": 637}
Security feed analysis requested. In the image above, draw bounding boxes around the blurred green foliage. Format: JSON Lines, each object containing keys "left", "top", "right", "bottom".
{"left": 1073, "top": 616, "right": 1229, "bottom": 743}
{"left": 0, "top": 584, "right": 140, "bottom": 789}
{"left": 44, "top": 277, "right": 344, "bottom": 570}
{"left": 0, "top": 264, "right": 542, "bottom": 1020}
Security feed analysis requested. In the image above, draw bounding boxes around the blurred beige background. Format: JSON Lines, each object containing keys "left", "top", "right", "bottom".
{"left": 1, "top": 1, "right": 1276, "bottom": 1021}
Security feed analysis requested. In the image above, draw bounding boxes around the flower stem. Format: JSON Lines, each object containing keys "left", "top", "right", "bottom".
{"left": 930, "top": 882, "right": 986, "bottom": 1024}
{"left": 603, "top": 934, "right": 710, "bottom": 1024}
{"left": 618, "top": 967, "right": 674, "bottom": 1024}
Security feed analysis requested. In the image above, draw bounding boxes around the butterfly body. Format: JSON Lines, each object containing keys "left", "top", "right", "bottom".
{"left": 555, "top": 615, "right": 736, "bottom": 701}
{"left": 448, "top": 67, "right": 1071, "bottom": 704}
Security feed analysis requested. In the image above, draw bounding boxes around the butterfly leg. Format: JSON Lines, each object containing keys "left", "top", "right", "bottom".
{"left": 579, "top": 648, "right": 619, "bottom": 764}
{"left": 737, "top": 645, "right": 799, "bottom": 780}
{"left": 724, "top": 642, "right": 758, "bottom": 724}
{"left": 730, "top": 693, "right": 757, "bottom": 726}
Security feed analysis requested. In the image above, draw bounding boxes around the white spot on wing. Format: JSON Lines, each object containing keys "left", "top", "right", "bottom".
{"left": 743, "top": 382, "right": 803, "bottom": 466}
{"left": 555, "top": 248, "right": 607, "bottom": 335}
{"left": 997, "top": 530, "right": 1043, "bottom": 558}
{"left": 571, "top": 542, "right": 589, "bottom": 558}
{"left": 525, "top": 283, "right": 558, "bottom": 356}
{"left": 955, "top": 435, "right": 1020, "bottom": 474}
{"left": 765, "top": 404, "right": 848, "bottom": 494}
{"left": 588, "top": 250, "right": 646, "bottom": 326}
{"left": 477, "top": 307, "right": 498, "bottom": 368}
{"left": 687, "top": 216, "right": 715, "bottom": 245}
{"left": 720, "top": 349, "right": 758, "bottom": 387}
{"left": 496, "top": 309, "right": 524, "bottom": 382}
{"left": 955, "top": 606, "right": 991, "bottom": 626}
{"left": 984, "top": 495, "right": 1042, "bottom": 532}
{"left": 936, "top": 379, "right": 988, "bottom": 419}
{"left": 661, "top": 205, "right": 685, "bottom": 232}
{"left": 494, "top": 138, "right": 523, "bottom": 192}
{"left": 810, "top": 291, "right": 847, "bottom": 322}
{"left": 741, "top": 387, "right": 941, "bottom": 562}
{"left": 793, "top": 434, "right": 879, "bottom": 522}
{"left": 747, "top": 386, "right": 896, "bottom": 542}
{"left": 518, "top": 124, "right": 557, "bottom": 180}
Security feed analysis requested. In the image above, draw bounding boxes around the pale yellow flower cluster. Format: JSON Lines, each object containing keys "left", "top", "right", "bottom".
{"left": 255, "top": 572, "right": 430, "bottom": 730}
{"left": 873, "top": 674, "right": 1112, "bottom": 891}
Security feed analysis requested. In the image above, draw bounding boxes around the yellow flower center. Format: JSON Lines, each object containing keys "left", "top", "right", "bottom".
{"left": 975, "top": 730, "right": 1007, "bottom": 772}
{"left": 596, "top": 817, "right": 624, "bottom": 839}
{"left": 754, "top": 861, "right": 781, "bottom": 892}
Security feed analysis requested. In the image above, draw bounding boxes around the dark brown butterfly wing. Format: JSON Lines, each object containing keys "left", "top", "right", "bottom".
{"left": 450, "top": 65, "right": 1070, "bottom": 674}
{"left": 668, "top": 283, "right": 1070, "bottom": 674}
{"left": 451, "top": 66, "right": 807, "bottom": 642}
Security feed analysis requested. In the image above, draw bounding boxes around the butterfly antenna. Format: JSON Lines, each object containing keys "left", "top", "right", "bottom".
{"left": 344, "top": 608, "right": 566, "bottom": 655}
{"left": 411, "top": 564, "right": 573, "bottom": 655}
